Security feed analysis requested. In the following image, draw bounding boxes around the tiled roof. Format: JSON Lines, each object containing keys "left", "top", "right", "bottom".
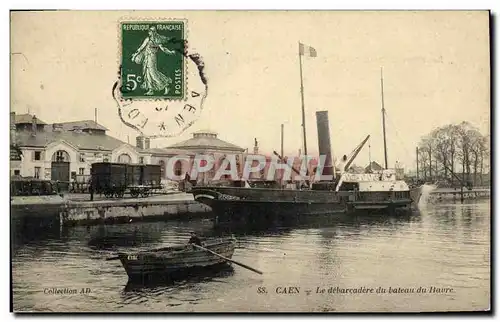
{"left": 141, "top": 148, "right": 197, "bottom": 156}
{"left": 166, "top": 134, "right": 245, "bottom": 152}
{"left": 15, "top": 130, "right": 131, "bottom": 151}
{"left": 59, "top": 120, "right": 108, "bottom": 131}
{"left": 13, "top": 114, "right": 108, "bottom": 131}
{"left": 14, "top": 113, "right": 47, "bottom": 125}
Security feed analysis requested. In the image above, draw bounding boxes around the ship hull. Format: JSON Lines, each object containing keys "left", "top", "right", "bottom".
{"left": 347, "top": 199, "right": 412, "bottom": 212}
{"left": 409, "top": 185, "right": 424, "bottom": 208}
{"left": 197, "top": 197, "right": 347, "bottom": 226}
{"left": 192, "top": 186, "right": 416, "bottom": 227}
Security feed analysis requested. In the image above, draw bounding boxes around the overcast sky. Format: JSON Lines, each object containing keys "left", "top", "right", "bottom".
{"left": 11, "top": 11, "right": 490, "bottom": 170}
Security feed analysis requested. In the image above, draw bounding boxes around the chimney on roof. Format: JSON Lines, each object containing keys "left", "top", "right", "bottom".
{"left": 136, "top": 136, "right": 145, "bottom": 149}
{"left": 31, "top": 115, "right": 37, "bottom": 136}
{"left": 135, "top": 136, "right": 151, "bottom": 149}
{"left": 253, "top": 138, "right": 259, "bottom": 154}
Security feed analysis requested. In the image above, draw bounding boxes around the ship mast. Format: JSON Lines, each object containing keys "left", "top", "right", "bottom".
{"left": 299, "top": 43, "right": 308, "bottom": 158}
{"left": 380, "top": 67, "right": 388, "bottom": 169}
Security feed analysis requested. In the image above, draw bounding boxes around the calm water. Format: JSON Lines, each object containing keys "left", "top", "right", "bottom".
{"left": 12, "top": 199, "right": 490, "bottom": 312}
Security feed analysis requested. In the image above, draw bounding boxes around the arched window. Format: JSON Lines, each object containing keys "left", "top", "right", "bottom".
{"left": 118, "top": 153, "right": 131, "bottom": 163}
{"left": 158, "top": 160, "right": 166, "bottom": 178}
{"left": 174, "top": 160, "right": 183, "bottom": 176}
{"left": 51, "top": 150, "right": 70, "bottom": 162}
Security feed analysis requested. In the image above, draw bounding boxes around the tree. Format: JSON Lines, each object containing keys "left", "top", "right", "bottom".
{"left": 418, "top": 121, "right": 489, "bottom": 187}
{"left": 417, "top": 146, "right": 429, "bottom": 180}
{"left": 430, "top": 126, "right": 449, "bottom": 180}
{"left": 470, "top": 134, "right": 482, "bottom": 185}
{"left": 455, "top": 122, "right": 483, "bottom": 184}
{"left": 428, "top": 124, "right": 460, "bottom": 184}
{"left": 446, "top": 124, "right": 459, "bottom": 184}
{"left": 418, "top": 136, "right": 434, "bottom": 181}
{"left": 478, "top": 137, "right": 490, "bottom": 185}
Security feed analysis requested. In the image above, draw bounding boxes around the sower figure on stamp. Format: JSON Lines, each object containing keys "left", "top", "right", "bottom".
{"left": 131, "top": 26, "right": 175, "bottom": 96}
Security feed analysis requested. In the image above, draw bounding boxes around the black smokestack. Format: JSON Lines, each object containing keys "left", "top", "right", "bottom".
{"left": 315, "top": 111, "right": 333, "bottom": 178}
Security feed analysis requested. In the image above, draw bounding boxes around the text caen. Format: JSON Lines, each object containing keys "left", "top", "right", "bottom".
{"left": 275, "top": 286, "right": 300, "bottom": 294}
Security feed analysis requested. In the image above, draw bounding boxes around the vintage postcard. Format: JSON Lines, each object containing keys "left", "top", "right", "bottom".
{"left": 10, "top": 10, "right": 490, "bottom": 313}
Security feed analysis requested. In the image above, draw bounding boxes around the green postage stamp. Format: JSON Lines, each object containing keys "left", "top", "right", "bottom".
{"left": 120, "top": 21, "right": 186, "bottom": 99}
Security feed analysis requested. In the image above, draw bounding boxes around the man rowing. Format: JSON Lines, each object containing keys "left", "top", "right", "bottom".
{"left": 188, "top": 231, "right": 202, "bottom": 246}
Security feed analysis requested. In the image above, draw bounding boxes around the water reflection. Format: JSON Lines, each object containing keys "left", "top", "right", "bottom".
{"left": 87, "top": 224, "right": 164, "bottom": 250}
{"left": 11, "top": 200, "right": 490, "bottom": 312}
{"left": 123, "top": 265, "right": 235, "bottom": 292}
{"left": 216, "top": 211, "right": 421, "bottom": 238}
{"left": 11, "top": 223, "right": 62, "bottom": 249}
{"left": 120, "top": 265, "right": 235, "bottom": 306}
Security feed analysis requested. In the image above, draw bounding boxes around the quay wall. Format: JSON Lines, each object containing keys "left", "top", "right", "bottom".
{"left": 429, "top": 188, "right": 490, "bottom": 202}
{"left": 11, "top": 193, "right": 212, "bottom": 229}
{"left": 61, "top": 199, "right": 212, "bottom": 226}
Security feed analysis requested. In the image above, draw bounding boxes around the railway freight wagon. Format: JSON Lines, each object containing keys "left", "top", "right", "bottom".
{"left": 90, "top": 162, "right": 162, "bottom": 198}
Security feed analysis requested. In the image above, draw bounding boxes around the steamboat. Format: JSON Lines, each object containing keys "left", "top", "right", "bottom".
{"left": 190, "top": 68, "right": 422, "bottom": 226}
{"left": 191, "top": 132, "right": 422, "bottom": 227}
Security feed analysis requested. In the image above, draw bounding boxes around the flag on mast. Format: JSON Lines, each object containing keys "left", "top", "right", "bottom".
{"left": 299, "top": 43, "right": 317, "bottom": 57}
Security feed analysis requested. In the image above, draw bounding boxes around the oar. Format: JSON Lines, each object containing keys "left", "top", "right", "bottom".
{"left": 192, "top": 244, "right": 263, "bottom": 275}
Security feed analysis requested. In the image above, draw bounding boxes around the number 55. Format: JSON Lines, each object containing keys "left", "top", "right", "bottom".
{"left": 126, "top": 74, "right": 142, "bottom": 91}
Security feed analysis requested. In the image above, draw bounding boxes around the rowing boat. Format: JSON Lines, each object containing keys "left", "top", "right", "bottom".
{"left": 116, "top": 237, "right": 237, "bottom": 280}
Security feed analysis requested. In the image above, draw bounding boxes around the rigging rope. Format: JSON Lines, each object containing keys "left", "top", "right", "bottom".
{"left": 384, "top": 111, "right": 415, "bottom": 165}
{"left": 368, "top": 136, "right": 372, "bottom": 170}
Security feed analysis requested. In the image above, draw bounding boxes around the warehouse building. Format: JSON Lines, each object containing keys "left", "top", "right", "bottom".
{"left": 10, "top": 112, "right": 252, "bottom": 186}
{"left": 9, "top": 112, "right": 151, "bottom": 182}
{"left": 10, "top": 110, "right": 298, "bottom": 187}
{"left": 144, "top": 130, "right": 247, "bottom": 184}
